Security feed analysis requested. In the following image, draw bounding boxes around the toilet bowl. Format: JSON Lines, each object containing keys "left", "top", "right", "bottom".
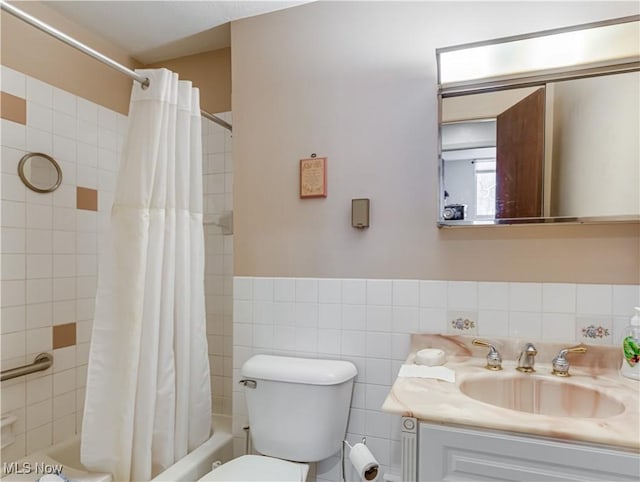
{"left": 197, "top": 354, "right": 356, "bottom": 481}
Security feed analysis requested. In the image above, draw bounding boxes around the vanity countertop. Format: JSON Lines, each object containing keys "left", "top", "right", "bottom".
{"left": 382, "top": 334, "right": 640, "bottom": 451}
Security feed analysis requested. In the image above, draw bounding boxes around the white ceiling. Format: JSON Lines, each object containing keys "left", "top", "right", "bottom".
{"left": 46, "top": 1, "right": 311, "bottom": 64}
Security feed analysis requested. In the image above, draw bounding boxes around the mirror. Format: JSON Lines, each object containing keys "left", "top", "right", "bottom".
{"left": 437, "top": 16, "right": 640, "bottom": 226}
{"left": 18, "top": 152, "right": 62, "bottom": 193}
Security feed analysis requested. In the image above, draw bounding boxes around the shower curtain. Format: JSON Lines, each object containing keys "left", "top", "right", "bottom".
{"left": 81, "top": 69, "right": 211, "bottom": 482}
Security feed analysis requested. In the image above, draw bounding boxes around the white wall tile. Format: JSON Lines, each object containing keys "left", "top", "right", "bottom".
{"left": 612, "top": 285, "right": 640, "bottom": 317}
{"left": 1, "top": 330, "right": 26, "bottom": 359}
{"left": 366, "top": 332, "right": 391, "bottom": 358}
{"left": 509, "top": 282, "right": 542, "bottom": 312}
{"left": 53, "top": 111, "right": 76, "bottom": 139}
{"left": 26, "top": 375, "right": 52, "bottom": 406}
{"left": 342, "top": 279, "right": 366, "bottom": 305}
{"left": 296, "top": 278, "right": 318, "bottom": 302}
{"left": 295, "top": 302, "right": 318, "bottom": 327}
{"left": 366, "top": 305, "right": 391, "bottom": 332}
{"left": 392, "top": 280, "right": 419, "bottom": 306}
{"left": 477, "top": 310, "right": 509, "bottom": 338}
{"left": 2, "top": 200, "right": 26, "bottom": 228}
{"left": 541, "top": 313, "right": 576, "bottom": 342}
{"left": 26, "top": 126, "right": 52, "bottom": 153}
{"left": 2, "top": 253, "right": 25, "bottom": 280}
{"left": 318, "top": 279, "right": 341, "bottom": 303}
{"left": 542, "top": 283, "right": 576, "bottom": 314}
{"left": 447, "top": 281, "right": 477, "bottom": 310}
{"left": 341, "top": 330, "right": 366, "bottom": 357}
{"left": 26, "top": 78, "right": 53, "bottom": 108}
{"left": 273, "top": 301, "right": 295, "bottom": 325}
{"left": 52, "top": 300, "right": 75, "bottom": 325}
{"left": 252, "top": 277, "right": 274, "bottom": 301}
{"left": 26, "top": 204, "right": 52, "bottom": 230}
{"left": 252, "top": 301, "right": 273, "bottom": 324}
{"left": 367, "top": 280, "right": 392, "bottom": 306}
{"left": 53, "top": 135, "right": 77, "bottom": 163}
{"left": 1, "top": 119, "right": 26, "bottom": 150}
{"left": 419, "top": 307, "right": 447, "bottom": 333}
{"left": 294, "top": 326, "right": 317, "bottom": 353}
{"left": 1, "top": 306, "right": 26, "bottom": 334}
{"left": 27, "top": 399, "right": 52, "bottom": 430}
{"left": 2, "top": 227, "right": 26, "bottom": 253}
{"left": 2, "top": 280, "right": 26, "bottom": 307}
{"left": 77, "top": 142, "right": 98, "bottom": 167}
{"left": 342, "top": 304, "right": 366, "bottom": 331}
{"left": 577, "top": 284, "right": 612, "bottom": 315}
{"left": 392, "top": 306, "right": 419, "bottom": 333}
{"left": 26, "top": 254, "right": 52, "bottom": 279}
{"left": 26, "top": 326, "right": 52, "bottom": 354}
{"left": 478, "top": 282, "right": 509, "bottom": 310}
{"left": 318, "top": 303, "right": 342, "bottom": 329}
{"left": 2, "top": 66, "right": 26, "bottom": 97}
{"left": 318, "top": 329, "right": 341, "bottom": 355}
{"left": 52, "top": 88, "right": 76, "bottom": 116}
{"left": 26, "top": 102, "right": 52, "bottom": 132}
{"left": 26, "top": 302, "right": 52, "bottom": 329}
{"left": 272, "top": 278, "right": 293, "bottom": 302}
{"left": 508, "top": 312, "right": 542, "bottom": 339}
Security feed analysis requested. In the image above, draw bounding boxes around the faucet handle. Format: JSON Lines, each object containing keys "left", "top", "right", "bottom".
{"left": 472, "top": 339, "right": 502, "bottom": 371}
{"left": 552, "top": 344, "right": 587, "bottom": 377}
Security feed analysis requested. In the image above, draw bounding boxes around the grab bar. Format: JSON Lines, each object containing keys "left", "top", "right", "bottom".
{"left": 1, "top": 353, "right": 53, "bottom": 382}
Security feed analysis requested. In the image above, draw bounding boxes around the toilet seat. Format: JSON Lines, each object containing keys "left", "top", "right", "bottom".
{"left": 197, "top": 455, "right": 310, "bottom": 482}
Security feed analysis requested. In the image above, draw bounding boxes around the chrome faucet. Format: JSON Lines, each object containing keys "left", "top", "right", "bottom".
{"left": 551, "top": 344, "right": 587, "bottom": 377}
{"left": 516, "top": 343, "right": 538, "bottom": 373}
{"left": 472, "top": 339, "right": 502, "bottom": 371}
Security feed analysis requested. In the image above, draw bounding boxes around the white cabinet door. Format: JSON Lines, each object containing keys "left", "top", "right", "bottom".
{"left": 419, "top": 423, "right": 640, "bottom": 481}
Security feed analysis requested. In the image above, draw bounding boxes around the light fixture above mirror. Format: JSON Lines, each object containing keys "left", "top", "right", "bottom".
{"left": 436, "top": 15, "right": 640, "bottom": 226}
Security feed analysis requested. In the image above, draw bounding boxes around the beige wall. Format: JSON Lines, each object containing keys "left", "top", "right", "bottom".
{"left": 147, "top": 48, "right": 231, "bottom": 114}
{"left": 231, "top": 1, "right": 640, "bottom": 284}
{"left": 1, "top": 1, "right": 141, "bottom": 114}
{"left": 1, "top": 2, "right": 232, "bottom": 116}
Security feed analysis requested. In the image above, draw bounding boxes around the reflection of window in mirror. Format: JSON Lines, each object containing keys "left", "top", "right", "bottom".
{"left": 474, "top": 160, "right": 496, "bottom": 218}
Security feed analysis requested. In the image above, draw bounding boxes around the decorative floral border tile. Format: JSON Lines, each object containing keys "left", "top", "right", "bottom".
{"left": 447, "top": 310, "right": 478, "bottom": 335}
{"left": 576, "top": 316, "right": 612, "bottom": 345}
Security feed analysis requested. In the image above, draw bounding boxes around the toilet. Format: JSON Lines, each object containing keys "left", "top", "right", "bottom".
{"left": 199, "top": 354, "right": 357, "bottom": 481}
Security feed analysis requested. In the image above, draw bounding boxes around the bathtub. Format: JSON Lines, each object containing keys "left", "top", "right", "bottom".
{"left": 1, "top": 414, "right": 233, "bottom": 482}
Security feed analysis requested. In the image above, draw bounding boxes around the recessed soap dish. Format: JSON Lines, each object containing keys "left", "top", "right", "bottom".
{"left": 1, "top": 414, "right": 18, "bottom": 449}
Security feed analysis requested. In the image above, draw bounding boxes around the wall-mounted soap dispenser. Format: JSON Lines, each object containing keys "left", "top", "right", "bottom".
{"left": 352, "top": 199, "right": 370, "bottom": 228}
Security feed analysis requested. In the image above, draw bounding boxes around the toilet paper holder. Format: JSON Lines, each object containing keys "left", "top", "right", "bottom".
{"left": 341, "top": 437, "right": 380, "bottom": 482}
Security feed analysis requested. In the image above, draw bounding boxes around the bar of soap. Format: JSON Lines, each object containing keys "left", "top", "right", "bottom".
{"left": 414, "top": 348, "right": 446, "bottom": 366}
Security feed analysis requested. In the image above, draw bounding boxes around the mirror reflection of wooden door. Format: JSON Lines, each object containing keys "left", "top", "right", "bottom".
{"left": 495, "top": 88, "right": 545, "bottom": 218}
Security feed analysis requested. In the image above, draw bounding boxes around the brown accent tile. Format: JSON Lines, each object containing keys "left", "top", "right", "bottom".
{"left": 0, "top": 91, "right": 27, "bottom": 125}
{"left": 77, "top": 186, "right": 98, "bottom": 211}
{"left": 53, "top": 323, "right": 76, "bottom": 349}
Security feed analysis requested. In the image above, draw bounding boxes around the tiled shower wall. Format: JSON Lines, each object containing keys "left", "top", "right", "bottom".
{"left": 202, "top": 113, "right": 234, "bottom": 415}
{"left": 1, "top": 65, "right": 233, "bottom": 461}
{"left": 231, "top": 277, "right": 640, "bottom": 481}
{"left": 1, "top": 65, "right": 125, "bottom": 461}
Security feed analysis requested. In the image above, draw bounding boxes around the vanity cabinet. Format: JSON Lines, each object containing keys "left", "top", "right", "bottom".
{"left": 417, "top": 422, "right": 640, "bottom": 481}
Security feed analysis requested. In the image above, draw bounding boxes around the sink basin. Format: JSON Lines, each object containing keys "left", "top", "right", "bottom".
{"left": 459, "top": 375, "right": 625, "bottom": 418}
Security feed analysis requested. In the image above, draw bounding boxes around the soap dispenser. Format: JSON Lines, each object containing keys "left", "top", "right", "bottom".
{"left": 621, "top": 307, "right": 640, "bottom": 380}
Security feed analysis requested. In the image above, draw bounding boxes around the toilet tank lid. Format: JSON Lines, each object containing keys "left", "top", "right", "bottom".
{"left": 241, "top": 355, "right": 357, "bottom": 385}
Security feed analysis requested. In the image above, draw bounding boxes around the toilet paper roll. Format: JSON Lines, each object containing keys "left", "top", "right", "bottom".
{"left": 414, "top": 348, "right": 446, "bottom": 366}
{"left": 350, "top": 443, "right": 380, "bottom": 481}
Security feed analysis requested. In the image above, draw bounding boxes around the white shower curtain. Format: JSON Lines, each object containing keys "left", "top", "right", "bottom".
{"left": 81, "top": 69, "right": 211, "bottom": 482}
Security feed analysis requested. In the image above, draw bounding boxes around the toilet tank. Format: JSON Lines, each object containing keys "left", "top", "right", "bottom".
{"left": 241, "top": 355, "right": 357, "bottom": 462}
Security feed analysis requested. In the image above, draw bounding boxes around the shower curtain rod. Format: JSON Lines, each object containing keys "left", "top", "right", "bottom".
{"left": 0, "top": 0, "right": 232, "bottom": 133}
